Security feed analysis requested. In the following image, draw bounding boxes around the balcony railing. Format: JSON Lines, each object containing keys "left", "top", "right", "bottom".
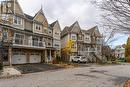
{"left": 13, "top": 38, "right": 46, "bottom": 48}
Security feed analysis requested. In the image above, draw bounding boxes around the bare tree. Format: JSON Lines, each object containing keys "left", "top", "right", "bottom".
{"left": 93, "top": 0, "right": 130, "bottom": 34}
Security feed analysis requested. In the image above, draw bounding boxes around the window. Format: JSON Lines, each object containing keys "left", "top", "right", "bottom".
{"left": 14, "top": 33, "right": 24, "bottom": 45}
{"left": 72, "top": 36, "right": 76, "bottom": 40}
{"left": 48, "top": 30, "right": 52, "bottom": 34}
{"left": 55, "top": 32, "right": 59, "bottom": 35}
{"left": 48, "top": 43, "right": 51, "bottom": 46}
{"left": 86, "top": 37, "right": 89, "bottom": 40}
{"left": 7, "top": 3, "right": 11, "bottom": 7}
{"left": 49, "top": 31, "right": 51, "bottom": 33}
{"left": 3, "top": 3, "right": 6, "bottom": 13}
{"left": 2, "top": 29, "right": 8, "bottom": 40}
{"left": 35, "top": 24, "right": 42, "bottom": 31}
{"left": 55, "top": 44, "right": 59, "bottom": 47}
{"left": 78, "top": 35, "right": 82, "bottom": 40}
{"left": 14, "top": 16, "right": 22, "bottom": 25}
{"left": 32, "top": 36, "right": 39, "bottom": 46}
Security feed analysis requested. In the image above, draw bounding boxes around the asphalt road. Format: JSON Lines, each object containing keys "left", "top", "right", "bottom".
{"left": 14, "top": 63, "right": 63, "bottom": 74}
{"left": 0, "top": 63, "right": 130, "bottom": 87}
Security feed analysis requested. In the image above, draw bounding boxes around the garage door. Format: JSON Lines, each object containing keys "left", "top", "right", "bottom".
{"left": 30, "top": 53, "right": 41, "bottom": 63}
{"left": 12, "top": 52, "right": 27, "bottom": 64}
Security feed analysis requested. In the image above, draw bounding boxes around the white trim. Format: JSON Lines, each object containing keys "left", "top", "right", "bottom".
{"left": 13, "top": 44, "right": 46, "bottom": 49}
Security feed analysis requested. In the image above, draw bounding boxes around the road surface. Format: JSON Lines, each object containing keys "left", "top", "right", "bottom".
{"left": 0, "top": 64, "right": 130, "bottom": 87}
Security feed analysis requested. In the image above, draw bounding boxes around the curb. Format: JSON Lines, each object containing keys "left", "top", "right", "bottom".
{"left": 0, "top": 75, "right": 22, "bottom": 79}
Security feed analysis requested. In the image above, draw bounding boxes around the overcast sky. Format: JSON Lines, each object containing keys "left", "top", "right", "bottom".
{"left": 17, "top": 0, "right": 100, "bottom": 29}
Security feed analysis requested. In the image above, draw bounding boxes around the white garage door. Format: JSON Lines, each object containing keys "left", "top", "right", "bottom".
{"left": 30, "top": 53, "right": 41, "bottom": 63}
{"left": 12, "top": 52, "right": 27, "bottom": 64}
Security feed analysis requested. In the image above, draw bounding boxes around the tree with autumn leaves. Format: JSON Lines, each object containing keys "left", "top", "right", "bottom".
{"left": 61, "top": 40, "right": 75, "bottom": 62}
{"left": 125, "top": 36, "right": 130, "bottom": 62}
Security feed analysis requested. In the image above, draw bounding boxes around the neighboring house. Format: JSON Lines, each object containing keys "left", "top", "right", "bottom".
{"left": 61, "top": 21, "right": 103, "bottom": 63}
{"left": 102, "top": 46, "right": 113, "bottom": 61}
{"left": 115, "top": 45, "right": 125, "bottom": 59}
{"left": 61, "top": 21, "right": 83, "bottom": 56}
{"left": 0, "top": 0, "right": 60, "bottom": 65}
{"left": 50, "top": 20, "right": 61, "bottom": 57}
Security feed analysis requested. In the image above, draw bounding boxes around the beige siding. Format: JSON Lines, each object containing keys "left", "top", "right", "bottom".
{"left": 33, "top": 23, "right": 43, "bottom": 34}
{"left": 35, "top": 13, "right": 45, "bottom": 23}
{"left": 53, "top": 22, "right": 61, "bottom": 40}
{"left": 61, "top": 34, "right": 70, "bottom": 49}
{"left": 24, "top": 20, "right": 33, "bottom": 31}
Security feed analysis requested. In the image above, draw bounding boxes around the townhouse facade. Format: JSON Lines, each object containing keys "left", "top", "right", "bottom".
{"left": 0, "top": 0, "right": 61, "bottom": 65}
{"left": 61, "top": 21, "right": 103, "bottom": 63}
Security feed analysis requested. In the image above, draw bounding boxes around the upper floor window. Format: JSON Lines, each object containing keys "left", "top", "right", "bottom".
{"left": 48, "top": 29, "right": 52, "bottom": 34}
{"left": 72, "top": 36, "right": 76, "bottom": 40}
{"left": 14, "top": 16, "right": 22, "bottom": 25}
{"left": 35, "top": 24, "right": 42, "bottom": 31}
{"left": 2, "top": 29, "right": 8, "bottom": 40}
{"left": 55, "top": 32, "right": 59, "bottom": 35}
{"left": 3, "top": 3, "right": 7, "bottom": 13}
{"left": 86, "top": 37, "right": 90, "bottom": 40}
{"left": 78, "top": 35, "right": 82, "bottom": 40}
{"left": 55, "top": 44, "right": 59, "bottom": 47}
{"left": 14, "top": 33, "right": 24, "bottom": 45}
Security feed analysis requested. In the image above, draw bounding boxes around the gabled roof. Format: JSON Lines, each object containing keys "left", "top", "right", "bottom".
{"left": 81, "top": 30, "right": 90, "bottom": 35}
{"left": 61, "top": 21, "right": 82, "bottom": 37}
{"left": 50, "top": 20, "right": 58, "bottom": 27}
{"left": 61, "top": 26, "right": 70, "bottom": 37}
{"left": 86, "top": 26, "right": 102, "bottom": 37}
{"left": 33, "top": 8, "right": 44, "bottom": 19}
{"left": 86, "top": 26, "right": 97, "bottom": 35}
{"left": 69, "top": 21, "right": 81, "bottom": 33}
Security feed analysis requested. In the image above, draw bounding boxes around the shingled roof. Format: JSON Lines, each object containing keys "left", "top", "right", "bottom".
{"left": 24, "top": 13, "right": 34, "bottom": 20}
{"left": 83, "top": 26, "right": 102, "bottom": 37}
{"left": 61, "top": 21, "right": 82, "bottom": 37}
{"left": 61, "top": 26, "right": 70, "bottom": 37}
{"left": 86, "top": 26, "right": 97, "bottom": 35}
{"left": 50, "top": 20, "right": 58, "bottom": 28}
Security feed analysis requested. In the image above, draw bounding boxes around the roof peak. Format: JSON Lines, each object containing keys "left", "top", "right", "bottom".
{"left": 50, "top": 20, "right": 59, "bottom": 27}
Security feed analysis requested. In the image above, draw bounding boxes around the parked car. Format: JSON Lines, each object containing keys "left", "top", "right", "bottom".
{"left": 71, "top": 56, "right": 87, "bottom": 63}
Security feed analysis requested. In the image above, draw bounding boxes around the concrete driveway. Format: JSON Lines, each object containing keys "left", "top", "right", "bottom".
{"left": 0, "top": 63, "right": 130, "bottom": 87}
{"left": 14, "top": 63, "right": 63, "bottom": 74}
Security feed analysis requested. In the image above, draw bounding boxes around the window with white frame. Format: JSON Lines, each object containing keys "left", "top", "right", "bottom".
{"left": 35, "top": 24, "right": 42, "bottom": 31}
{"left": 32, "top": 36, "right": 39, "bottom": 46}
{"left": 14, "top": 16, "right": 22, "bottom": 25}
{"left": 14, "top": 33, "right": 24, "bottom": 45}
{"left": 55, "top": 32, "right": 59, "bottom": 35}
{"left": 71, "top": 34, "right": 77, "bottom": 40}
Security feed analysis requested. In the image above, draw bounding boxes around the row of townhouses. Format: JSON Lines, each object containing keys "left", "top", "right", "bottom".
{"left": 61, "top": 22, "right": 103, "bottom": 63}
{"left": 0, "top": 0, "right": 103, "bottom": 65}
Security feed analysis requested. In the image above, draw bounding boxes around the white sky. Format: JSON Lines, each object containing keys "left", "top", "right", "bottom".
{"left": 17, "top": 0, "right": 100, "bottom": 29}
